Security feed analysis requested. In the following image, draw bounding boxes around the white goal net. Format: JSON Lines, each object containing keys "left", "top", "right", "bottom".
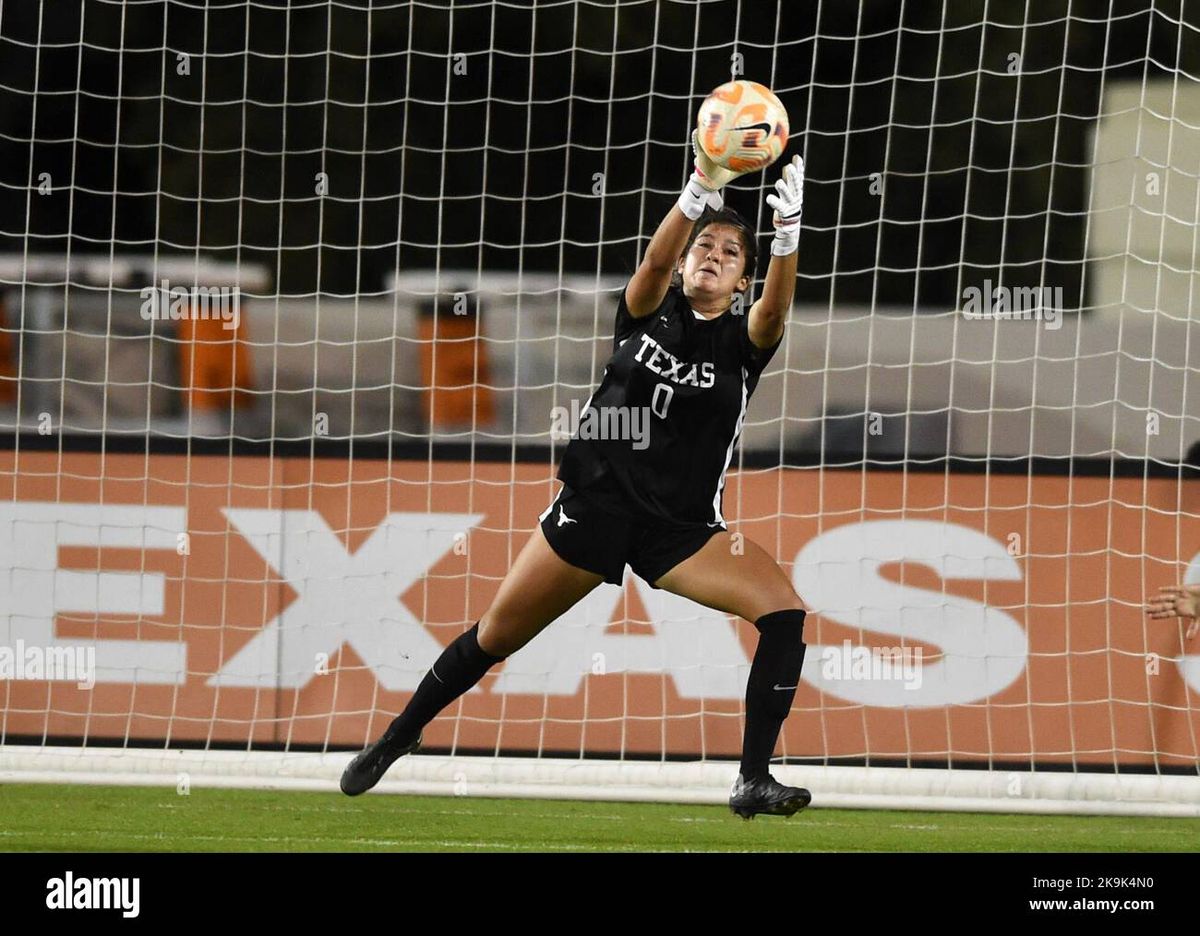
{"left": 1, "top": 0, "right": 1198, "bottom": 815}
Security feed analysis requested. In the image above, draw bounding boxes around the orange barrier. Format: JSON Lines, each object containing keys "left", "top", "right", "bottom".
{"left": 1, "top": 450, "right": 1197, "bottom": 766}
{"left": 417, "top": 298, "right": 494, "bottom": 428}
{"left": 177, "top": 309, "right": 254, "bottom": 412}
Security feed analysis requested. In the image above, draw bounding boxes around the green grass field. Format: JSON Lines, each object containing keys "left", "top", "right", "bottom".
{"left": 2, "top": 783, "right": 1198, "bottom": 852}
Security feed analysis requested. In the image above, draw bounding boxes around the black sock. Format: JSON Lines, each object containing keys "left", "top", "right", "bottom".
{"left": 739, "top": 609, "right": 807, "bottom": 781}
{"left": 381, "top": 622, "right": 505, "bottom": 748}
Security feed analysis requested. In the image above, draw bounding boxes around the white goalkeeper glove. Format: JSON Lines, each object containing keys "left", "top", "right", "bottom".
{"left": 677, "top": 130, "right": 756, "bottom": 221}
{"left": 766, "top": 154, "right": 804, "bottom": 256}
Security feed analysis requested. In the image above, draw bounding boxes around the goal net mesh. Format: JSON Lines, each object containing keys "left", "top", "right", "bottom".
{"left": 0, "top": 0, "right": 1198, "bottom": 806}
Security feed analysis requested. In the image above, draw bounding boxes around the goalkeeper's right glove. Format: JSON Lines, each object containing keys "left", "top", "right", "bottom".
{"left": 677, "top": 130, "right": 755, "bottom": 220}
{"left": 765, "top": 154, "right": 804, "bottom": 256}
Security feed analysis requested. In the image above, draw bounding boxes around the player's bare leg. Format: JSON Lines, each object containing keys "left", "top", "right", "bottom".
{"left": 654, "top": 532, "right": 811, "bottom": 819}
{"left": 477, "top": 526, "right": 605, "bottom": 656}
{"left": 340, "top": 528, "right": 602, "bottom": 795}
{"left": 653, "top": 531, "right": 804, "bottom": 621}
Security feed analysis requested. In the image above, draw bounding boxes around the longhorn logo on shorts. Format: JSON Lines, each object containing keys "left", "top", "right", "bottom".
{"left": 557, "top": 505, "right": 578, "bottom": 527}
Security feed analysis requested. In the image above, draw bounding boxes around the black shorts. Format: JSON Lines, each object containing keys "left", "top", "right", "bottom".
{"left": 539, "top": 485, "right": 725, "bottom": 587}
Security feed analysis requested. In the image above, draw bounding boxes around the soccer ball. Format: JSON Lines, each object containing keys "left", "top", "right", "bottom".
{"left": 696, "top": 80, "right": 789, "bottom": 173}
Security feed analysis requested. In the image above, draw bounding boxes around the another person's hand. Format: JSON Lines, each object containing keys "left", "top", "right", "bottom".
{"left": 1145, "top": 584, "right": 1200, "bottom": 639}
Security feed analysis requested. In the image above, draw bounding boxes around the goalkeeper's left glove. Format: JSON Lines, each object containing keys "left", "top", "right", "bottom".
{"left": 766, "top": 154, "right": 804, "bottom": 256}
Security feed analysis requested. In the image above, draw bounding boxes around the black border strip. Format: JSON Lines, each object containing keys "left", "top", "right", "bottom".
{"left": 1, "top": 432, "right": 1196, "bottom": 478}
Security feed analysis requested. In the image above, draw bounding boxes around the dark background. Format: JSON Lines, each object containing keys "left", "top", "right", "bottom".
{"left": 1, "top": 0, "right": 1197, "bottom": 308}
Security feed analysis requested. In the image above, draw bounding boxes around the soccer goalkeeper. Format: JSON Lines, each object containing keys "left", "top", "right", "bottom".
{"left": 341, "top": 132, "right": 810, "bottom": 820}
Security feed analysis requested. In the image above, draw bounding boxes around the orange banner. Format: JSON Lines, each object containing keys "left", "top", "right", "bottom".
{"left": 1, "top": 451, "right": 1197, "bottom": 767}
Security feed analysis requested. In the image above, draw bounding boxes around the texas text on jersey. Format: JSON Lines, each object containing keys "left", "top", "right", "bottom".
{"left": 556, "top": 283, "right": 782, "bottom": 526}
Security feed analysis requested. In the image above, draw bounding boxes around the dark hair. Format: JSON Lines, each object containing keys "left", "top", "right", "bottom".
{"left": 670, "top": 206, "right": 758, "bottom": 292}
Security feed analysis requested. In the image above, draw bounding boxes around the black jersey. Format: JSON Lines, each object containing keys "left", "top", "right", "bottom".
{"left": 557, "top": 283, "right": 782, "bottom": 526}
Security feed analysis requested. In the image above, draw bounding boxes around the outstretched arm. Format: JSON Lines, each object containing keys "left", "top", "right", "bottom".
{"left": 626, "top": 132, "right": 757, "bottom": 318}
{"left": 748, "top": 154, "right": 803, "bottom": 349}
{"left": 625, "top": 206, "right": 698, "bottom": 318}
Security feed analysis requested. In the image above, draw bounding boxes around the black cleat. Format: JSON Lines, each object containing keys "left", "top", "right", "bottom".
{"left": 339, "top": 730, "right": 422, "bottom": 796}
{"left": 729, "top": 773, "right": 812, "bottom": 820}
